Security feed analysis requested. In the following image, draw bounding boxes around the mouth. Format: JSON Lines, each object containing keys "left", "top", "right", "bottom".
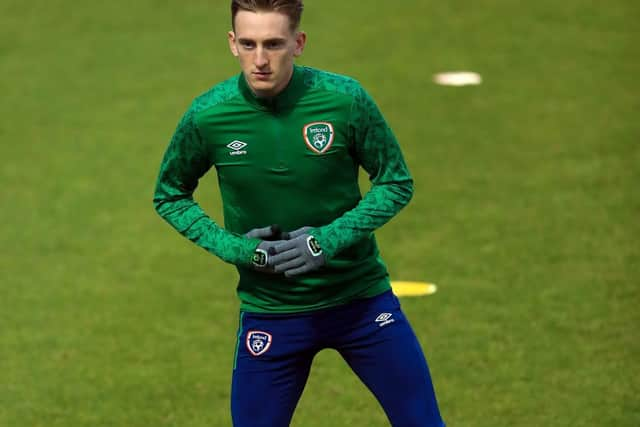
{"left": 253, "top": 71, "right": 272, "bottom": 80}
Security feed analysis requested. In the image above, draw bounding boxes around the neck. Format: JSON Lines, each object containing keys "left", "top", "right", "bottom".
{"left": 249, "top": 66, "right": 295, "bottom": 99}
{"left": 238, "top": 65, "right": 306, "bottom": 111}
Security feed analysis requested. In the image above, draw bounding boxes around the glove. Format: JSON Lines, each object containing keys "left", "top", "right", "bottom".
{"left": 271, "top": 227, "right": 326, "bottom": 277}
{"left": 244, "top": 224, "right": 284, "bottom": 240}
{"left": 244, "top": 225, "right": 286, "bottom": 273}
{"left": 280, "top": 226, "right": 311, "bottom": 240}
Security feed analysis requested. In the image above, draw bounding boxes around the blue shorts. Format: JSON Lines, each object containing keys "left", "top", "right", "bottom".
{"left": 231, "top": 290, "right": 445, "bottom": 427}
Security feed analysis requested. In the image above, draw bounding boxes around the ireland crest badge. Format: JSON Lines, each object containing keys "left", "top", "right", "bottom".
{"left": 246, "top": 330, "right": 272, "bottom": 356}
{"left": 303, "top": 122, "right": 334, "bottom": 154}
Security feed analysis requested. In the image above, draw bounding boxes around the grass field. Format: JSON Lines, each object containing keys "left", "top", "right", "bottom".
{"left": 1, "top": 1, "right": 638, "bottom": 426}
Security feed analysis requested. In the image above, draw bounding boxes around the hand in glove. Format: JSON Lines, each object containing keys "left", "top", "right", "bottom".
{"left": 245, "top": 224, "right": 288, "bottom": 240}
{"left": 271, "top": 226, "right": 325, "bottom": 277}
{"left": 244, "top": 224, "right": 286, "bottom": 273}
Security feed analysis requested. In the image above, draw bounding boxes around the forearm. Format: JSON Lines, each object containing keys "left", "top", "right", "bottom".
{"left": 312, "top": 178, "right": 413, "bottom": 259}
{"left": 153, "top": 195, "right": 258, "bottom": 266}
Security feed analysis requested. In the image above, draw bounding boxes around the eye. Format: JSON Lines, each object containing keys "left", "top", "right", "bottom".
{"left": 240, "top": 40, "right": 255, "bottom": 49}
{"left": 265, "top": 40, "right": 285, "bottom": 50}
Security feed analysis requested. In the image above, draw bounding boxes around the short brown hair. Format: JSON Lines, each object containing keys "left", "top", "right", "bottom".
{"left": 231, "top": 0, "right": 304, "bottom": 31}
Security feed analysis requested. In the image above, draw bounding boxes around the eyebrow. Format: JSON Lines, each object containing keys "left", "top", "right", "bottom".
{"left": 237, "top": 37, "right": 287, "bottom": 44}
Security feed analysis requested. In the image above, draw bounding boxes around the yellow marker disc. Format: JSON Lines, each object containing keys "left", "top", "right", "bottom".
{"left": 391, "top": 281, "right": 438, "bottom": 297}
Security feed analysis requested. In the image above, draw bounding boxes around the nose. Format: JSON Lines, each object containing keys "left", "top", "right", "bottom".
{"left": 254, "top": 47, "right": 268, "bottom": 68}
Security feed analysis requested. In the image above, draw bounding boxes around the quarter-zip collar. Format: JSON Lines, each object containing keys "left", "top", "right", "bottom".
{"left": 238, "top": 65, "right": 307, "bottom": 112}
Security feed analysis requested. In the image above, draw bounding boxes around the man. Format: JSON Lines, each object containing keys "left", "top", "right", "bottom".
{"left": 153, "top": 1, "right": 445, "bottom": 426}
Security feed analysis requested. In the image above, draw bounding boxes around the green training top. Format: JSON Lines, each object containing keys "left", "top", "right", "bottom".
{"left": 153, "top": 65, "right": 413, "bottom": 313}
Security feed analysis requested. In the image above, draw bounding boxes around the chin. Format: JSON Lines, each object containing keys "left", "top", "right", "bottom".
{"left": 252, "top": 80, "right": 273, "bottom": 89}
{"left": 250, "top": 81, "right": 276, "bottom": 96}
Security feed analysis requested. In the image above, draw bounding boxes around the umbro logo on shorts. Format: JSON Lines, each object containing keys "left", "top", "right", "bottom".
{"left": 246, "top": 330, "right": 272, "bottom": 356}
{"left": 375, "top": 313, "right": 395, "bottom": 327}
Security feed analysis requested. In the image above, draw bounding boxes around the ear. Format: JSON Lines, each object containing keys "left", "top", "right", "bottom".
{"left": 293, "top": 31, "right": 307, "bottom": 57}
{"left": 228, "top": 31, "right": 239, "bottom": 57}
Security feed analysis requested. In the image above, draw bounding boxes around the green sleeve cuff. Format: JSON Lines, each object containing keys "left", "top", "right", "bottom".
{"left": 311, "top": 227, "right": 339, "bottom": 261}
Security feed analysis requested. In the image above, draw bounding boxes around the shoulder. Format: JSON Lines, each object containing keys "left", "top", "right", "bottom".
{"left": 300, "top": 66, "right": 365, "bottom": 98}
{"left": 188, "top": 74, "right": 242, "bottom": 116}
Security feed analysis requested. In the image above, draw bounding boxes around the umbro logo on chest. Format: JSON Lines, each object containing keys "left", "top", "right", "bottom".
{"left": 227, "top": 140, "right": 248, "bottom": 156}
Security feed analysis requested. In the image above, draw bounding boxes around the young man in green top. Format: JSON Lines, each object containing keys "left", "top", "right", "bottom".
{"left": 153, "top": 1, "right": 445, "bottom": 425}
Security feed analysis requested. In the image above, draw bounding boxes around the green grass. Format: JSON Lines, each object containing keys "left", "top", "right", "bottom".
{"left": 1, "top": 1, "right": 638, "bottom": 426}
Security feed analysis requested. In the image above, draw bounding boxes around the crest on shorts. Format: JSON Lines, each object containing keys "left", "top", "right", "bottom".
{"left": 246, "top": 330, "right": 272, "bottom": 356}
{"left": 303, "top": 122, "right": 334, "bottom": 153}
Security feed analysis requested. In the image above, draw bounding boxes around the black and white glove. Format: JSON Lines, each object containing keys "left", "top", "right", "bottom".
{"left": 272, "top": 226, "right": 326, "bottom": 277}
{"left": 244, "top": 225, "right": 286, "bottom": 273}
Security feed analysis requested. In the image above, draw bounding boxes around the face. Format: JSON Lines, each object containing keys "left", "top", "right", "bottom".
{"left": 228, "top": 11, "right": 306, "bottom": 98}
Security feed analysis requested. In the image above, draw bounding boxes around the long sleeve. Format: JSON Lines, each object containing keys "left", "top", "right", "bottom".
{"left": 312, "top": 87, "right": 414, "bottom": 259}
{"left": 153, "top": 106, "right": 258, "bottom": 266}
